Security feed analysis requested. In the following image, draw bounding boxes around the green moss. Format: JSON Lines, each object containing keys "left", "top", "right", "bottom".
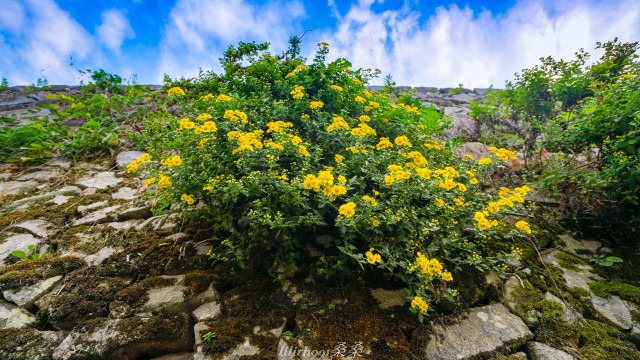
{"left": 588, "top": 280, "right": 640, "bottom": 304}
{"left": 556, "top": 252, "right": 587, "bottom": 271}
{"left": 535, "top": 317, "right": 580, "bottom": 349}
{"left": 570, "top": 286, "right": 591, "bottom": 299}
{"left": 0, "top": 255, "right": 85, "bottom": 292}
{"left": 534, "top": 299, "right": 563, "bottom": 317}
{"left": 578, "top": 319, "right": 640, "bottom": 359}
{"left": 528, "top": 265, "right": 565, "bottom": 295}
{"left": 115, "top": 276, "right": 177, "bottom": 307}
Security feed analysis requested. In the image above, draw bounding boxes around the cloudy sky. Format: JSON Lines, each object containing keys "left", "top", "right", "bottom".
{"left": 1, "top": 0, "right": 638, "bottom": 88}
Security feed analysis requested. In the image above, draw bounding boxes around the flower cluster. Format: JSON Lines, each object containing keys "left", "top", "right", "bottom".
{"left": 410, "top": 252, "right": 453, "bottom": 282}
{"left": 126, "top": 153, "right": 150, "bottom": 173}
{"left": 384, "top": 164, "right": 411, "bottom": 185}
{"left": 411, "top": 296, "right": 429, "bottom": 314}
{"left": 290, "top": 85, "right": 305, "bottom": 99}
{"left": 365, "top": 248, "right": 382, "bottom": 264}
{"left": 167, "top": 87, "right": 185, "bottom": 96}
{"left": 228, "top": 130, "right": 264, "bottom": 154}
{"left": 223, "top": 110, "right": 248, "bottom": 124}
{"left": 160, "top": 155, "right": 182, "bottom": 168}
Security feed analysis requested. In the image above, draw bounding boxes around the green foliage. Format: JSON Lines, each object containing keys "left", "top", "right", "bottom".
{"left": 0, "top": 117, "right": 67, "bottom": 163}
{"left": 469, "top": 38, "right": 640, "bottom": 227}
{"left": 201, "top": 331, "right": 216, "bottom": 342}
{"left": 589, "top": 255, "right": 623, "bottom": 267}
{"left": 135, "top": 37, "right": 534, "bottom": 318}
{"left": 281, "top": 330, "right": 294, "bottom": 342}
{"left": 11, "top": 244, "right": 49, "bottom": 261}
{"left": 1, "top": 77, "right": 8, "bottom": 90}
{"left": 588, "top": 280, "right": 640, "bottom": 304}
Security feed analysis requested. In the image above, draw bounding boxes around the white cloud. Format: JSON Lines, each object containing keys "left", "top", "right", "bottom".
{"left": 316, "top": 0, "right": 640, "bottom": 88}
{"left": 0, "top": 0, "right": 27, "bottom": 32}
{"left": 156, "top": 0, "right": 306, "bottom": 82}
{"left": 97, "top": 9, "right": 135, "bottom": 53}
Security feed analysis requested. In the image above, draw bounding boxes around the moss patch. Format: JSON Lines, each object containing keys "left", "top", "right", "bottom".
{"left": 0, "top": 255, "right": 85, "bottom": 292}
{"left": 588, "top": 280, "right": 640, "bottom": 305}
{"left": 556, "top": 252, "right": 588, "bottom": 271}
{"left": 578, "top": 319, "right": 640, "bottom": 359}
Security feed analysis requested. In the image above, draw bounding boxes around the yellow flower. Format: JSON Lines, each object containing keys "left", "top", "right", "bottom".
{"left": 157, "top": 174, "right": 172, "bottom": 188}
{"left": 368, "top": 101, "right": 380, "bottom": 109}
{"left": 366, "top": 248, "right": 382, "bottom": 264}
{"left": 478, "top": 157, "right": 492, "bottom": 165}
{"left": 301, "top": 114, "right": 310, "bottom": 120}
{"left": 223, "top": 110, "right": 248, "bottom": 124}
{"left": 326, "top": 116, "right": 350, "bottom": 132}
{"left": 161, "top": 155, "right": 183, "bottom": 168}
{"left": 370, "top": 217, "right": 380, "bottom": 227}
{"left": 167, "top": 87, "right": 185, "bottom": 96}
{"left": 298, "top": 145, "right": 310, "bottom": 157}
{"left": 289, "top": 135, "right": 302, "bottom": 145}
{"left": 376, "top": 137, "right": 393, "bottom": 150}
{"left": 309, "top": 101, "right": 324, "bottom": 109}
{"left": 362, "top": 195, "right": 377, "bottom": 206}
{"left": 339, "top": 202, "right": 356, "bottom": 218}
{"left": 179, "top": 118, "right": 195, "bottom": 130}
{"left": 329, "top": 85, "right": 343, "bottom": 92}
{"left": 144, "top": 177, "right": 156, "bottom": 186}
{"left": 442, "top": 270, "right": 453, "bottom": 282}
{"left": 358, "top": 115, "right": 371, "bottom": 122}
{"left": 470, "top": 178, "right": 478, "bottom": 185}
{"left": 439, "top": 179, "right": 456, "bottom": 191}
{"left": 266, "top": 120, "right": 294, "bottom": 133}
{"left": 416, "top": 168, "right": 432, "bottom": 179}
{"left": 216, "top": 94, "right": 232, "bottom": 101}
{"left": 303, "top": 174, "right": 318, "bottom": 190}
{"left": 197, "top": 138, "right": 209, "bottom": 148}
{"left": 354, "top": 95, "right": 366, "bottom": 103}
{"left": 194, "top": 121, "right": 218, "bottom": 134}
{"left": 463, "top": 154, "right": 474, "bottom": 160}
{"left": 290, "top": 85, "right": 305, "bottom": 99}
{"left": 411, "top": 296, "right": 429, "bottom": 314}
{"left": 515, "top": 220, "right": 532, "bottom": 234}
{"left": 338, "top": 175, "right": 347, "bottom": 184}
{"left": 350, "top": 122, "right": 376, "bottom": 137}
{"left": 200, "top": 93, "right": 214, "bottom": 101}
{"left": 203, "top": 185, "right": 214, "bottom": 191}
{"left": 181, "top": 194, "right": 195, "bottom": 205}
{"left": 126, "top": 153, "right": 151, "bottom": 173}
{"left": 394, "top": 136, "right": 412, "bottom": 147}
{"left": 457, "top": 183, "right": 467, "bottom": 192}
{"left": 436, "top": 198, "right": 445, "bottom": 207}
{"left": 335, "top": 154, "right": 345, "bottom": 165}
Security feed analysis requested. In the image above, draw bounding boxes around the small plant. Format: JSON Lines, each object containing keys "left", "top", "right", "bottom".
{"left": 589, "top": 254, "right": 623, "bottom": 267}
{"left": 11, "top": 244, "right": 49, "bottom": 261}
{"left": 281, "top": 330, "right": 294, "bottom": 342}
{"left": 0, "top": 77, "right": 8, "bottom": 90}
{"left": 202, "top": 331, "right": 216, "bottom": 342}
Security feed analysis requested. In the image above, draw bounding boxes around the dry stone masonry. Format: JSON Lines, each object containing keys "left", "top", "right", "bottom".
{"left": 1, "top": 85, "right": 639, "bottom": 359}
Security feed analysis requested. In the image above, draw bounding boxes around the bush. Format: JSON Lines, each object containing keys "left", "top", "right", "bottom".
{"left": 469, "top": 38, "right": 640, "bottom": 224}
{"left": 134, "top": 38, "right": 533, "bottom": 319}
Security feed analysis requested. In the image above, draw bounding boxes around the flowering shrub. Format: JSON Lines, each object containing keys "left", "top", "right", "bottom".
{"left": 135, "top": 38, "right": 533, "bottom": 319}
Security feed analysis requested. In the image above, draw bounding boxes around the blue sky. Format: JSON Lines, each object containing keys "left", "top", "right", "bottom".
{"left": 1, "top": 0, "right": 638, "bottom": 87}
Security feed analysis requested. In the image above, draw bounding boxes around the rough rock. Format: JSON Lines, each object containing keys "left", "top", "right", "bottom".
{"left": 591, "top": 294, "right": 633, "bottom": 331}
{"left": 192, "top": 301, "right": 222, "bottom": 322}
{"left": 0, "top": 96, "right": 35, "bottom": 111}
{"left": 46, "top": 158, "right": 73, "bottom": 170}
{"left": 444, "top": 110, "right": 477, "bottom": 139}
{"left": 544, "top": 292, "right": 583, "bottom": 324}
{"left": 0, "top": 180, "right": 39, "bottom": 196}
{"left": 424, "top": 303, "right": 533, "bottom": 359}
{"left": 136, "top": 213, "right": 182, "bottom": 235}
{"left": 116, "top": 150, "right": 146, "bottom": 169}
{"left": 369, "top": 288, "right": 407, "bottom": 309}
{"left": 222, "top": 338, "right": 260, "bottom": 360}
{"left": 581, "top": 240, "right": 602, "bottom": 253}
{"left": 139, "top": 284, "right": 189, "bottom": 315}
{"left": 527, "top": 341, "right": 575, "bottom": 360}
{"left": 77, "top": 200, "right": 109, "bottom": 215}
{"left": 73, "top": 205, "right": 122, "bottom": 226}
{"left": 3, "top": 275, "right": 63, "bottom": 309}
{"left": 455, "top": 142, "right": 489, "bottom": 160}
{"left": 84, "top": 246, "right": 117, "bottom": 266}
{"left": 118, "top": 205, "right": 152, "bottom": 221}
{"left": 0, "top": 328, "right": 65, "bottom": 360}
{"left": 0, "top": 233, "right": 40, "bottom": 266}
{"left": 562, "top": 268, "right": 601, "bottom": 291}
{"left": 16, "top": 168, "right": 62, "bottom": 182}
{"left": 0, "top": 302, "right": 37, "bottom": 329}
{"left": 112, "top": 186, "right": 139, "bottom": 200}
{"left": 10, "top": 219, "right": 59, "bottom": 238}
{"left": 75, "top": 171, "right": 123, "bottom": 190}
{"left": 558, "top": 234, "right": 589, "bottom": 255}
{"left": 52, "top": 313, "right": 193, "bottom": 360}
{"left": 107, "top": 219, "right": 143, "bottom": 231}
{"left": 152, "top": 353, "right": 195, "bottom": 360}
{"left": 503, "top": 276, "right": 522, "bottom": 312}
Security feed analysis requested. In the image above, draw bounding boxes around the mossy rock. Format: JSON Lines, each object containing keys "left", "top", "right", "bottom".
{"left": 0, "top": 328, "right": 64, "bottom": 360}
{"left": 578, "top": 319, "right": 640, "bottom": 359}
{"left": 588, "top": 280, "right": 640, "bottom": 305}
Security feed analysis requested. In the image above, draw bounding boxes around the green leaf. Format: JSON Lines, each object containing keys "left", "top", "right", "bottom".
{"left": 11, "top": 250, "right": 27, "bottom": 260}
